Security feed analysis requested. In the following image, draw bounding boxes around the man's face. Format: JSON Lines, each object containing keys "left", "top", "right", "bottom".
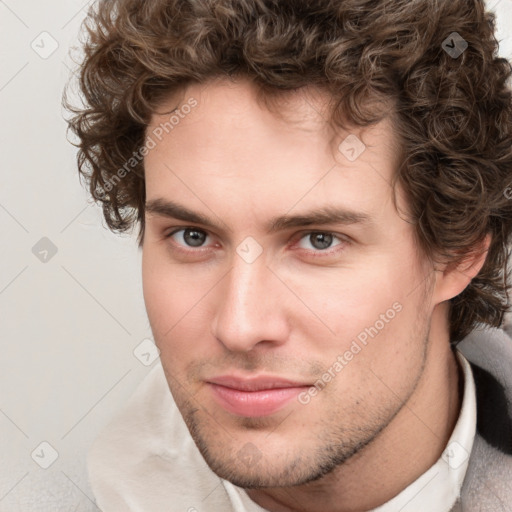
{"left": 142, "top": 77, "right": 435, "bottom": 488}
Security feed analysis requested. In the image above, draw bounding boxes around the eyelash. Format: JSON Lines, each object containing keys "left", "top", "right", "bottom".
{"left": 164, "top": 227, "right": 349, "bottom": 259}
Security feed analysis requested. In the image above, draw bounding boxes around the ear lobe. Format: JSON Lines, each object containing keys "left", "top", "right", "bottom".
{"left": 432, "top": 234, "right": 491, "bottom": 304}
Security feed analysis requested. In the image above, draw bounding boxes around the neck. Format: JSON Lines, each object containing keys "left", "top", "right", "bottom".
{"left": 246, "top": 303, "right": 462, "bottom": 512}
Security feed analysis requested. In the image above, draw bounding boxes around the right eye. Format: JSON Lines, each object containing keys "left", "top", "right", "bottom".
{"left": 167, "top": 227, "right": 210, "bottom": 248}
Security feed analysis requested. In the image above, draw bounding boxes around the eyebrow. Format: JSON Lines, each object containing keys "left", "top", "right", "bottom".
{"left": 145, "top": 198, "right": 373, "bottom": 233}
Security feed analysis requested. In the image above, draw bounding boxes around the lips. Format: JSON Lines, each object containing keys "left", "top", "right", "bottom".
{"left": 206, "top": 375, "right": 311, "bottom": 417}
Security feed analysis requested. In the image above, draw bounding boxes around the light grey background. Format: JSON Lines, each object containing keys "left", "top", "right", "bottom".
{"left": 0, "top": 0, "right": 511, "bottom": 510}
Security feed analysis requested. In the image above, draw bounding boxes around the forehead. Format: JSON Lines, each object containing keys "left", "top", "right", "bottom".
{"left": 143, "top": 77, "right": 405, "bottom": 228}
{"left": 145, "top": 76, "right": 398, "bottom": 159}
{"left": 148, "top": 77, "right": 333, "bottom": 134}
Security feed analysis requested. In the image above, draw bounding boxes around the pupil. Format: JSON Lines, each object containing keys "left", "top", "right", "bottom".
{"left": 311, "top": 232, "right": 332, "bottom": 250}
{"left": 184, "top": 229, "right": 206, "bottom": 247}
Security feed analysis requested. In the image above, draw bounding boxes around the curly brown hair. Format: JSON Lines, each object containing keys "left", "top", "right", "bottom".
{"left": 64, "top": 0, "right": 512, "bottom": 343}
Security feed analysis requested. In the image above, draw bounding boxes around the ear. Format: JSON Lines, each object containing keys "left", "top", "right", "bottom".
{"left": 432, "top": 234, "right": 491, "bottom": 305}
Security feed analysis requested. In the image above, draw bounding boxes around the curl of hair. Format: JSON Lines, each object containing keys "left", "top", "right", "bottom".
{"left": 64, "top": 0, "right": 512, "bottom": 342}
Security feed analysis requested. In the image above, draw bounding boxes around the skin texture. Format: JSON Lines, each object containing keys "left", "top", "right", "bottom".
{"left": 141, "top": 77, "right": 488, "bottom": 512}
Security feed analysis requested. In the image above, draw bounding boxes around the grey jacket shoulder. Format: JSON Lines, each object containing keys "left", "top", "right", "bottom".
{"left": 454, "top": 326, "right": 512, "bottom": 511}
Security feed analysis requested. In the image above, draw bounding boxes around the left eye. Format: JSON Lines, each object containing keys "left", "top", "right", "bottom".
{"left": 297, "top": 232, "right": 342, "bottom": 251}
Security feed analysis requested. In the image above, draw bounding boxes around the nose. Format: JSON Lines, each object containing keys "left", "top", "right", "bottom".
{"left": 211, "top": 254, "right": 290, "bottom": 353}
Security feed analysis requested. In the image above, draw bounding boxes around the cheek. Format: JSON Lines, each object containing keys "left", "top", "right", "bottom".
{"left": 277, "top": 257, "right": 423, "bottom": 375}
{"left": 142, "top": 249, "right": 187, "bottom": 336}
{"left": 142, "top": 249, "right": 168, "bottom": 330}
{"left": 141, "top": 248, "right": 216, "bottom": 353}
{"left": 282, "top": 262, "right": 409, "bottom": 334}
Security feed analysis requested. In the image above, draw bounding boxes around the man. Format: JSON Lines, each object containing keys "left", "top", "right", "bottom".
{"left": 65, "top": 0, "right": 512, "bottom": 510}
